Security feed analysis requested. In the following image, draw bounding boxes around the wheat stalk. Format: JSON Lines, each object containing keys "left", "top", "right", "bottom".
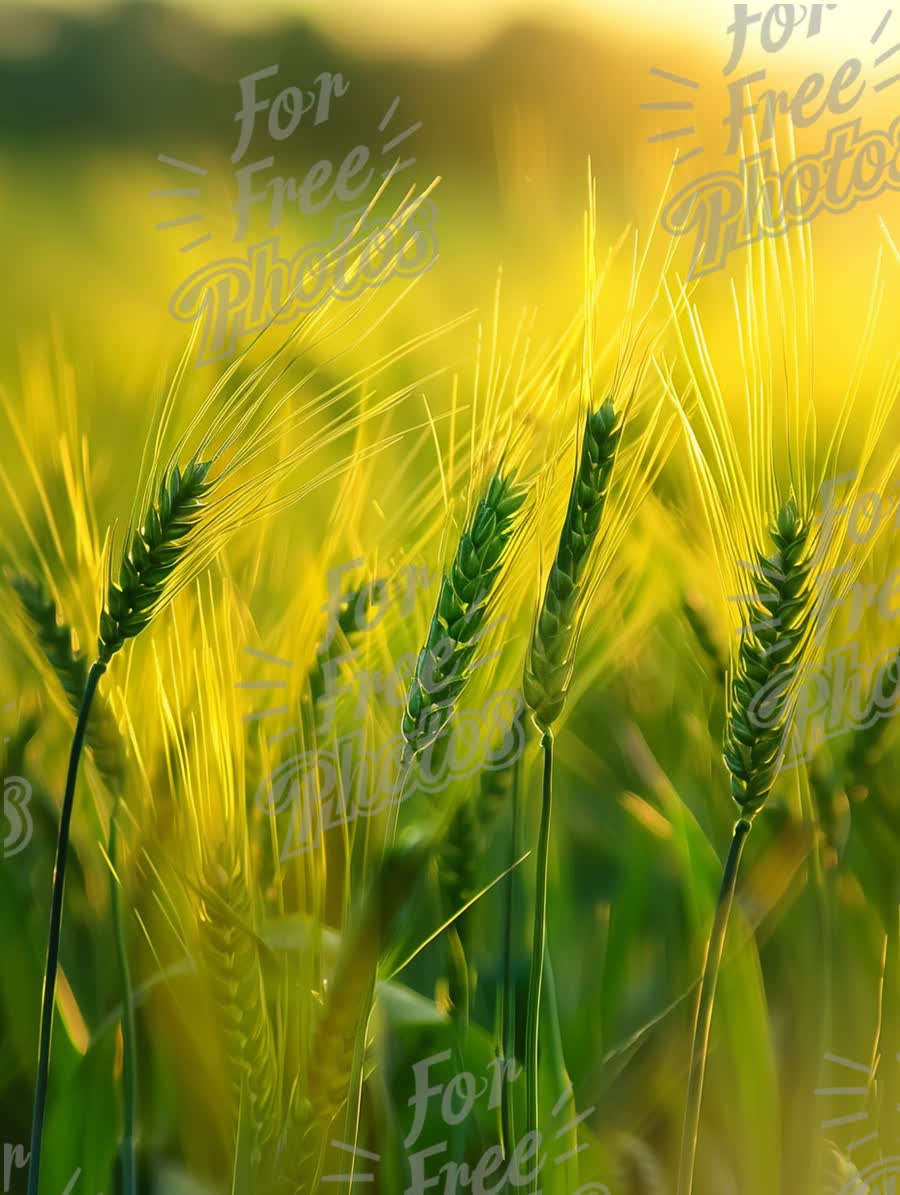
{"left": 25, "top": 452, "right": 220, "bottom": 1195}
{"left": 8, "top": 573, "right": 138, "bottom": 1195}
{"left": 516, "top": 155, "right": 678, "bottom": 1181}
{"left": 663, "top": 132, "right": 900, "bottom": 1189}
{"left": 668, "top": 252, "right": 896, "bottom": 1195}
{"left": 678, "top": 497, "right": 818, "bottom": 1195}
{"left": 519, "top": 399, "right": 623, "bottom": 1178}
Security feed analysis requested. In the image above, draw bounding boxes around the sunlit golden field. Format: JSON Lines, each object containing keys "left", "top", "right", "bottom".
{"left": 1, "top": 4, "right": 899, "bottom": 1194}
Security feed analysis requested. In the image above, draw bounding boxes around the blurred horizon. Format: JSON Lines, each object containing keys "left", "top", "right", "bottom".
{"left": 2, "top": 0, "right": 889, "bottom": 60}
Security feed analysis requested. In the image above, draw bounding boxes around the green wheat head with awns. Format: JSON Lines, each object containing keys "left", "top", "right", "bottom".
{"left": 524, "top": 399, "right": 622, "bottom": 730}
{"left": 99, "top": 457, "right": 213, "bottom": 664}
{"left": 402, "top": 469, "right": 526, "bottom": 758}
{"left": 724, "top": 497, "right": 816, "bottom": 815}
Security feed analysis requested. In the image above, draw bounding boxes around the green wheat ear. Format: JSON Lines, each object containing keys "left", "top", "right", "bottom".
{"left": 724, "top": 497, "right": 816, "bottom": 815}
{"left": 440, "top": 798, "right": 480, "bottom": 922}
{"left": 845, "top": 649, "right": 900, "bottom": 789}
{"left": 682, "top": 591, "right": 728, "bottom": 682}
{"left": 98, "top": 457, "right": 213, "bottom": 664}
{"left": 289, "top": 831, "right": 432, "bottom": 1190}
{"left": 524, "top": 399, "right": 622, "bottom": 730}
{"left": 306, "top": 578, "right": 378, "bottom": 707}
{"left": 9, "top": 575, "right": 124, "bottom": 787}
{"left": 402, "top": 470, "right": 526, "bottom": 757}
{"left": 198, "top": 856, "right": 279, "bottom": 1159}
{"left": 440, "top": 751, "right": 516, "bottom": 927}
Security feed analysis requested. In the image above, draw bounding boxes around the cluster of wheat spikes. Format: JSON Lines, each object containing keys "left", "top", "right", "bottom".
{"left": 15, "top": 183, "right": 457, "bottom": 1195}
{"left": 6, "top": 152, "right": 900, "bottom": 1195}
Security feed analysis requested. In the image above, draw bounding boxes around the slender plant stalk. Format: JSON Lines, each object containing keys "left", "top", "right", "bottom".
{"left": 109, "top": 809, "right": 138, "bottom": 1195}
{"left": 676, "top": 815, "right": 751, "bottom": 1195}
{"left": 677, "top": 499, "right": 816, "bottom": 1195}
{"left": 524, "top": 728, "right": 553, "bottom": 1192}
{"left": 500, "top": 751, "right": 522, "bottom": 1159}
{"left": 28, "top": 460, "right": 215, "bottom": 1194}
{"left": 28, "top": 659, "right": 106, "bottom": 1195}
{"left": 10, "top": 575, "right": 136, "bottom": 1195}
{"left": 521, "top": 400, "right": 622, "bottom": 1178}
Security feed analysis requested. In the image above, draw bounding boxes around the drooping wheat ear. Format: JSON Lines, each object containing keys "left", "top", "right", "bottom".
{"left": 440, "top": 745, "right": 518, "bottom": 928}
{"left": 614, "top": 1135, "right": 668, "bottom": 1195}
{"left": 1, "top": 710, "right": 39, "bottom": 774}
{"left": 819, "top": 1140, "right": 865, "bottom": 1194}
{"left": 442, "top": 711, "right": 517, "bottom": 881}
{"left": 9, "top": 574, "right": 125, "bottom": 787}
{"left": 439, "top": 796, "right": 480, "bottom": 1017}
{"left": 198, "top": 855, "right": 279, "bottom": 1159}
{"left": 439, "top": 726, "right": 521, "bottom": 1016}
{"left": 723, "top": 497, "right": 816, "bottom": 815}
{"left": 682, "top": 591, "right": 728, "bottom": 683}
{"left": 98, "top": 457, "right": 213, "bottom": 664}
{"left": 440, "top": 796, "right": 480, "bottom": 918}
{"left": 524, "top": 400, "right": 622, "bottom": 731}
{"left": 844, "top": 649, "right": 900, "bottom": 789}
{"left": 306, "top": 580, "right": 377, "bottom": 707}
{"left": 402, "top": 471, "right": 526, "bottom": 758}
{"left": 477, "top": 756, "right": 517, "bottom": 829}
{"left": 290, "top": 832, "right": 432, "bottom": 1190}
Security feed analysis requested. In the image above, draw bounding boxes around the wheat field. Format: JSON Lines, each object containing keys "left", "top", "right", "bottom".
{"left": 1, "top": 4, "right": 899, "bottom": 1194}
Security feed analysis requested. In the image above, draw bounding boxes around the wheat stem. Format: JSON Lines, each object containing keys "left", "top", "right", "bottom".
{"left": 676, "top": 815, "right": 752, "bottom": 1195}
{"left": 525, "top": 728, "right": 553, "bottom": 1193}
{"left": 28, "top": 658, "right": 106, "bottom": 1195}
{"left": 521, "top": 401, "right": 620, "bottom": 1175}
{"left": 10, "top": 575, "right": 135, "bottom": 1194}
{"left": 500, "top": 751, "right": 522, "bottom": 1159}
{"left": 109, "top": 809, "right": 138, "bottom": 1195}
